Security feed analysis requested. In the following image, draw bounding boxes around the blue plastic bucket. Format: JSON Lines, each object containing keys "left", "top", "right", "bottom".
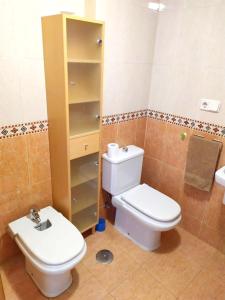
{"left": 96, "top": 218, "right": 106, "bottom": 232}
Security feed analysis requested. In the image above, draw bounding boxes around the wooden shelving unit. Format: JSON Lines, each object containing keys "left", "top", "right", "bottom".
{"left": 42, "top": 14, "right": 104, "bottom": 233}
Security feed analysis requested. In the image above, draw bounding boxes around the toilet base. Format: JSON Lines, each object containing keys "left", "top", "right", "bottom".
{"left": 114, "top": 206, "right": 161, "bottom": 251}
{"left": 25, "top": 259, "right": 72, "bottom": 298}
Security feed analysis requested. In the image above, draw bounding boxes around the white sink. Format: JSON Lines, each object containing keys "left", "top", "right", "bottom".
{"left": 215, "top": 166, "right": 225, "bottom": 186}
{"left": 215, "top": 166, "right": 225, "bottom": 204}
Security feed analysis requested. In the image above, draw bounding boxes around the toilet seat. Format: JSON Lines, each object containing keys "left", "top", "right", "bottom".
{"left": 112, "top": 183, "right": 181, "bottom": 232}
{"left": 8, "top": 206, "right": 85, "bottom": 266}
{"left": 121, "top": 184, "right": 181, "bottom": 222}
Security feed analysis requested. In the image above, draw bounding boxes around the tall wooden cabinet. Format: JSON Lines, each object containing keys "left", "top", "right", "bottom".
{"left": 42, "top": 14, "right": 104, "bottom": 233}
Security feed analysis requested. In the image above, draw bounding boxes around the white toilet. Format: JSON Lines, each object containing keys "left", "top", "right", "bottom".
{"left": 102, "top": 145, "right": 181, "bottom": 251}
{"left": 8, "top": 206, "right": 86, "bottom": 298}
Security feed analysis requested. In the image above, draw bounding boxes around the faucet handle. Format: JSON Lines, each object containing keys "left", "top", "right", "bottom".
{"left": 30, "top": 206, "right": 40, "bottom": 213}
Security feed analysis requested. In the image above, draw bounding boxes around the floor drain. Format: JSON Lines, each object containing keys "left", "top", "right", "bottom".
{"left": 96, "top": 249, "right": 114, "bottom": 264}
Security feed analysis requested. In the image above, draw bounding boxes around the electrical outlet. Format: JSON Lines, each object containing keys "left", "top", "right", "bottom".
{"left": 200, "top": 99, "right": 221, "bottom": 113}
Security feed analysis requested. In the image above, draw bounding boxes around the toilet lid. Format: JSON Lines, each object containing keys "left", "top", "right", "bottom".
{"left": 8, "top": 206, "right": 85, "bottom": 266}
{"left": 121, "top": 184, "right": 181, "bottom": 222}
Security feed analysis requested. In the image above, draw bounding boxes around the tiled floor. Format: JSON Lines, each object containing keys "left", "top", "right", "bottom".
{"left": 1, "top": 223, "right": 225, "bottom": 299}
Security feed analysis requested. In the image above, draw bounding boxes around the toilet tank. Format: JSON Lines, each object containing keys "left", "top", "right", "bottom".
{"left": 102, "top": 145, "right": 144, "bottom": 196}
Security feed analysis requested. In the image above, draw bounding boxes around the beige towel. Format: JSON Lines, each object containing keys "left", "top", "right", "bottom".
{"left": 184, "top": 135, "right": 221, "bottom": 192}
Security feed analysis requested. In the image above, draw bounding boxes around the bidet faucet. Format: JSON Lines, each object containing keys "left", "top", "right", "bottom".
{"left": 29, "top": 207, "right": 41, "bottom": 224}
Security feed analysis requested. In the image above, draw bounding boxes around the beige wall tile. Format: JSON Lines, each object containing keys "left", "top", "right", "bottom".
{"left": 158, "top": 164, "right": 183, "bottom": 203}
{"left": 117, "top": 120, "right": 137, "bottom": 147}
{"left": 181, "top": 184, "right": 210, "bottom": 221}
{"left": 0, "top": 136, "right": 29, "bottom": 194}
{"left": 142, "top": 156, "right": 162, "bottom": 190}
{"left": 149, "top": 2, "right": 225, "bottom": 126}
{"left": 145, "top": 118, "right": 167, "bottom": 160}
{"left": 0, "top": 132, "right": 52, "bottom": 263}
{"left": 135, "top": 117, "right": 147, "bottom": 148}
{"left": 27, "top": 132, "right": 51, "bottom": 185}
{"left": 101, "top": 124, "right": 118, "bottom": 153}
{"left": 163, "top": 124, "right": 191, "bottom": 170}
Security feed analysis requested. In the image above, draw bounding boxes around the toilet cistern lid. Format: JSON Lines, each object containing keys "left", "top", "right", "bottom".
{"left": 121, "top": 184, "right": 181, "bottom": 222}
{"left": 8, "top": 206, "right": 85, "bottom": 266}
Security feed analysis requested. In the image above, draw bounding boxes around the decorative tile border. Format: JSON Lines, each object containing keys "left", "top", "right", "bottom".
{"left": 147, "top": 110, "right": 225, "bottom": 137}
{"left": 102, "top": 109, "right": 148, "bottom": 125}
{"left": 1, "top": 109, "right": 225, "bottom": 139}
{"left": 0, "top": 120, "right": 48, "bottom": 139}
{"left": 102, "top": 109, "right": 225, "bottom": 137}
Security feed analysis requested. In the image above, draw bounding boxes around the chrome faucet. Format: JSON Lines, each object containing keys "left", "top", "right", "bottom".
{"left": 29, "top": 207, "right": 41, "bottom": 224}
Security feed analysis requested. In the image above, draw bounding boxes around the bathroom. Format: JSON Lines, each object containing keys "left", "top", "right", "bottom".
{"left": 1, "top": 0, "right": 225, "bottom": 299}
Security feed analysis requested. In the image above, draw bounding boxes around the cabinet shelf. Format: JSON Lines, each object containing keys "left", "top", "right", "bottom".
{"left": 69, "top": 99, "right": 99, "bottom": 105}
{"left": 70, "top": 153, "right": 99, "bottom": 187}
{"left": 70, "top": 127, "right": 100, "bottom": 138}
{"left": 68, "top": 58, "right": 101, "bottom": 64}
{"left": 70, "top": 129, "right": 99, "bottom": 139}
{"left": 71, "top": 179, "right": 98, "bottom": 214}
{"left": 72, "top": 204, "right": 97, "bottom": 233}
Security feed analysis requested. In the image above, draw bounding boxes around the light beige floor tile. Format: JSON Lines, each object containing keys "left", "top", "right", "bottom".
{"left": 204, "top": 251, "right": 225, "bottom": 281}
{"left": 112, "top": 266, "right": 176, "bottom": 300}
{"left": 175, "top": 227, "right": 216, "bottom": 267}
{"left": 71, "top": 262, "right": 93, "bottom": 287}
{"left": 57, "top": 277, "right": 108, "bottom": 300}
{"left": 179, "top": 268, "right": 225, "bottom": 300}
{"left": 84, "top": 226, "right": 129, "bottom": 261}
{"left": 2, "top": 224, "right": 225, "bottom": 300}
{"left": 104, "top": 294, "right": 116, "bottom": 300}
{"left": 2, "top": 271, "right": 47, "bottom": 300}
{"left": 84, "top": 249, "right": 140, "bottom": 293}
{"left": 161, "top": 227, "right": 216, "bottom": 269}
{"left": 2, "top": 255, "right": 47, "bottom": 300}
{"left": 145, "top": 248, "right": 201, "bottom": 297}
{"left": 105, "top": 226, "right": 138, "bottom": 252}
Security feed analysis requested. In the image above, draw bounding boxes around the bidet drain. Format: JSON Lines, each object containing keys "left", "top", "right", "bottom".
{"left": 96, "top": 249, "right": 113, "bottom": 264}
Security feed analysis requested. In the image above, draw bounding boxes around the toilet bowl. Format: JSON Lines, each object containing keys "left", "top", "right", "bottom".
{"left": 112, "top": 184, "right": 181, "bottom": 250}
{"left": 102, "top": 145, "right": 182, "bottom": 251}
{"left": 8, "top": 206, "right": 86, "bottom": 298}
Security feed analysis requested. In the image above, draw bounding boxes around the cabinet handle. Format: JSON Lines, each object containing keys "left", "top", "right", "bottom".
{"left": 84, "top": 144, "right": 88, "bottom": 150}
{"left": 96, "top": 38, "right": 102, "bottom": 46}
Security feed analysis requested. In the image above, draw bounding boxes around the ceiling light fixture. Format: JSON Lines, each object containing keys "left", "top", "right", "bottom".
{"left": 148, "top": 2, "right": 166, "bottom": 12}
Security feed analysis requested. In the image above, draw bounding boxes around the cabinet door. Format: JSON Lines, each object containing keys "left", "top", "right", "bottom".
{"left": 70, "top": 153, "right": 99, "bottom": 232}
{"left": 69, "top": 102, "right": 100, "bottom": 137}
